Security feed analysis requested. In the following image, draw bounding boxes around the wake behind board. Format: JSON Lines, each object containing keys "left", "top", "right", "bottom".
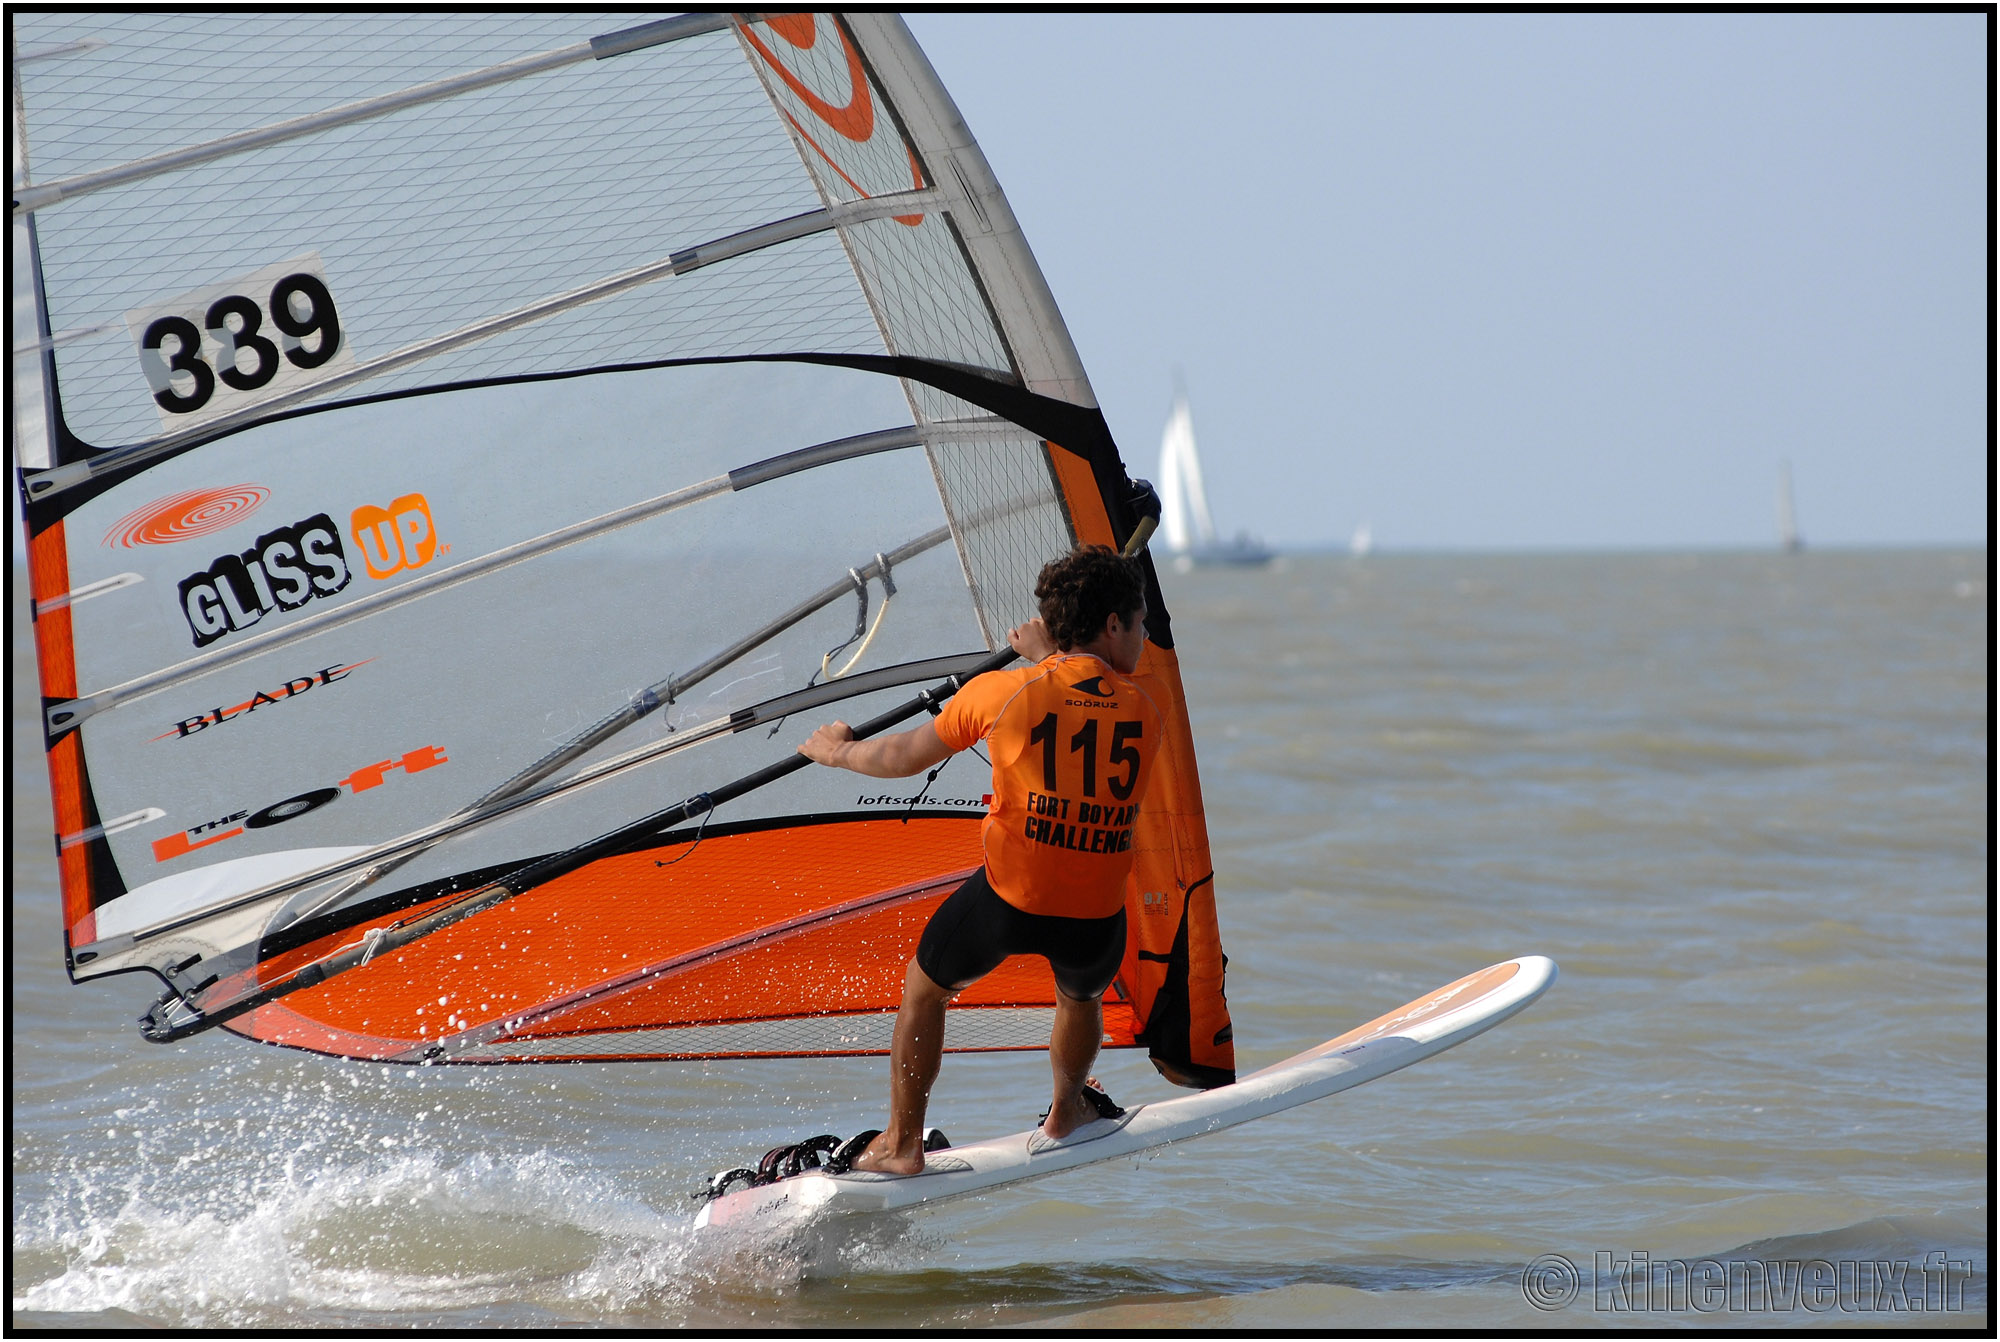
{"left": 693, "top": 954, "right": 1556, "bottom": 1231}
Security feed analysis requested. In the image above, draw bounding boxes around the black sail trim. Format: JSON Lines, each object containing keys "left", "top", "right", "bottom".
{"left": 25, "top": 351, "right": 1173, "bottom": 649}
{"left": 1133, "top": 872, "right": 1233, "bottom": 1090}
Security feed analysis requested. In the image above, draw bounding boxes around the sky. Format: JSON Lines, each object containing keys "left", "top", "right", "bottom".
{"left": 907, "top": 12, "right": 1988, "bottom": 551}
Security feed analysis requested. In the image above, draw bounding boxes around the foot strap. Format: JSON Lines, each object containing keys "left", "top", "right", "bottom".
{"left": 693, "top": 1132, "right": 838, "bottom": 1201}
{"left": 697, "top": 1126, "right": 950, "bottom": 1200}
{"left": 1040, "top": 1083, "right": 1126, "bottom": 1124}
{"left": 822, "top": 1129, "right": 881, "bottom": 1175}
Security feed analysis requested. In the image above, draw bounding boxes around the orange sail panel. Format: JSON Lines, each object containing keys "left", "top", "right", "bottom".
{"left": 226, "top": 820, "right": 1142, "bottom": 1063}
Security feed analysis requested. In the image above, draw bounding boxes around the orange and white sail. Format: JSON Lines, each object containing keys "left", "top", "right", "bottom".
{"left": 13, "top": 13, "right": 1234, "bottom": 1084}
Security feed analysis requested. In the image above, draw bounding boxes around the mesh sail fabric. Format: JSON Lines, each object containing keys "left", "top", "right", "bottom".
{"left": 16, "top": 14, "right": 1235, "bottom": 1082}
{"left": 20, "top": 15, "right": 849, "bottom": 449}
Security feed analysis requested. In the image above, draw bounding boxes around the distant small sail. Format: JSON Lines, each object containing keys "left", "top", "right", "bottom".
{"left": 1155, "top": 385, "right": 1270, "bottom": 567}
{"left": 1777, "top": 460, "right": 1803, "bottom": 552}
{"left": 1157, "top": 391, "right": 1215, "bottom": 552}
{"left": 1349, "top": 521, "right": 1373, "bottom": 557}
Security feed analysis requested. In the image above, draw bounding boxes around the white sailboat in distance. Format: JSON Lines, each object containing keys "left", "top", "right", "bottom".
{"left": 1157, "top": 385, "right": 1272, "bottom": 570}
{"left": 1777, "top": 459, "right": 1803, "bottom": 553}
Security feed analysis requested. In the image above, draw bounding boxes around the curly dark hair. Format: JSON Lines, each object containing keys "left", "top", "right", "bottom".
{"left": 1035, "top": 545, "right": 1146, "bottom": 650}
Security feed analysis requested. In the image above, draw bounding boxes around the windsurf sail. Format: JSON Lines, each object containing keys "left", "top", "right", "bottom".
{"left": 13, "top": 13, "right": 1234, "bottom": 1084}
{"left": 1158, "top": 390, "right": 1218, "bottom": 556}
{"left": 1776, "top": 459, "right": 1802, "bottom": 553}
{"left": 1156, "top": 382, "right": 1269, "bottom": 568}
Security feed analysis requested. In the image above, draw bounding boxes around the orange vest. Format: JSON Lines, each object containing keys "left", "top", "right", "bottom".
{"left": 934, "top": 653, "right": 1165, "bottom": 919}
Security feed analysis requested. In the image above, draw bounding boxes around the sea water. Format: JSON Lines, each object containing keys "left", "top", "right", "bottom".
{"left": 11, "top": 549, "right": 1988, "bottom": 1328}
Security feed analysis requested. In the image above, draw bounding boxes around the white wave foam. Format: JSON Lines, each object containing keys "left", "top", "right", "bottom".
{"left": 12, "top": 1145, "right": 693, "bottom": 1326}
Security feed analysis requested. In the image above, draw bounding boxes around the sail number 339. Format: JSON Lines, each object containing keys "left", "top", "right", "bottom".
{"left": 125, "top": 253, "right": 353, "bottom": 430}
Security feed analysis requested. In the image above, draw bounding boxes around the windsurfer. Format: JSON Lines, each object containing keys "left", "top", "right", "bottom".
{"left": 799, "top": 545, "right": 1163, "bottom": 1174}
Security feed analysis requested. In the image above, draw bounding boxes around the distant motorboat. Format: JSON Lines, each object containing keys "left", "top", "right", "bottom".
{"left": 1157, "top": 388, "right": 1272, "bottom": 570}
{"left": 1349, "top": 521, "right": 1373, "bottom": 557}
{"left": 1777, "top": 459, "right": 1803, "bottom": 552}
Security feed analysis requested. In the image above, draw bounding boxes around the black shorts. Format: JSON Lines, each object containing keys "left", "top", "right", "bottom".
{"left": 916, "top": 868, "right": 1127, "bottom": 1001}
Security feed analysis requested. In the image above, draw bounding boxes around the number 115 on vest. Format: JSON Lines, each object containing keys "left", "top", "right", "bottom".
{"left": 1026, "top": 713, "right": 1144, "bottom": 800}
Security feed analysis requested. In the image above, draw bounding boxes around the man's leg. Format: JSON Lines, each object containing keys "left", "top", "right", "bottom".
{"left": 1041, "top": 906, "right": 1124, "bottom": 1140}
{"left": 1041, "top": 989, "right": 1105, "bottom": 1141}
{"left": 851, "top": 959, "right": 955, "bottom": 1175}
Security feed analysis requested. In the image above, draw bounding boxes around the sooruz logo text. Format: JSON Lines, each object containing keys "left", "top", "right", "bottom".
{"left": 153, "top": 661, "right": 370, "bottom": 741}
{"left": 150, "top": 744, "right": 446, "bottom": 862}
{"left": 176, "top": 493, "right": 439, "bottom": 647}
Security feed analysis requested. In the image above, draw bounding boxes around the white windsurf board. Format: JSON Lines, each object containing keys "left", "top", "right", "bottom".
{"left": 693, "top": 954, "right": 1556, "bottom": 1231}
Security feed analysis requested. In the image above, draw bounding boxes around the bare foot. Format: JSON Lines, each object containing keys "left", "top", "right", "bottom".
{"left": 849, "top": 1131, "right": 925, "bottom": 1175}
{"left": 1040, "top": 1089, "right": 1101, "bottom": 1141}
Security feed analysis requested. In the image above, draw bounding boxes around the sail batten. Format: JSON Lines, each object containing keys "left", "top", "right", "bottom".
{"left": 26, "top": 195, "right": 946, "bottom": 502}
{"left": 11, "top": 321, "right": 117, "bottom": 357}
{"left": 47, "top": 431, "right": 965, "bottom": 731}
{"left": 12, "top": 14, "right": 737, "bottom": 217}
{"left": 70, "top": 585, "right": 969, "bottom": 907}
{"left": 18, "top": 12, "right": 1236, "bottom": 1084}
{"left": 75, "top": 645, "right": 1003, "bottom": 973}
{"left": 727, "top": 424, "right": 923, "bottom": 488}
{"left": 16, "top": 38, "right": 109, "bottom": 65}
{"left": 59, "top": 807, "right": 167, "bottom": 848}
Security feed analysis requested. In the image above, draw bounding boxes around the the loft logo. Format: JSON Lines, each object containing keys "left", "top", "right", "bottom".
{"left": 350, "top": 493, "right": 437, "bottom": 579}
{"left": 1140, "top": 890, "right": 1173, "bottom": 915}
{"left": 178, "top": 513, "right": 350, "bottom": 647}
{"left": 150, "top": 744, "right": 447, "bottom": 863}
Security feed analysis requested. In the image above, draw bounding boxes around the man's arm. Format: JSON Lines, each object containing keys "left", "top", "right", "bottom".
{"left": 799, "top": 719, "right": 953, "bottom": 778}
{"left": 1009, "top": 617, "right": 1058, "bottom": 661}
{"left": 801, "top": 627, "right": 1046, "bottom": 777}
